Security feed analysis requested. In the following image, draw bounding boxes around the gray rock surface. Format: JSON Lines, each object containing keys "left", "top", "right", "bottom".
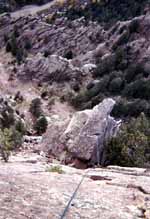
{"left": 17, "top": 54, "right": 82, "bottom": 83}
{"left": 43, "top": 98, "right": 120, "bottom": 165}
{"left": 0, "top": 152, "right": 150, "bottom": 219}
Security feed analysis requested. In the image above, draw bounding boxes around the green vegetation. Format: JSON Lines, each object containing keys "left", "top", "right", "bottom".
{"left": 0, "top": 119, "right": 25, "bottom": 162}
{"left": 105, "top": 113, "right": 150, "bottom": 167}
{"left": 46, "top": 165, "right": 65, "bottom": 174}
{"left": 0, "top": 100, "right": 26, "bottom": 162}
{"left": 29, "top": 98, "right": 43, "bottom": 118}
{"left": 5, "top": 25, "right": 32, "bottom": 64}
{"left": 29, "top": 98, "right": 48, "bottom": 134}
{"left": 70, "top": 43, "right": 150, "bottom": 118}
{"left": 5, "top": 32, "right": 24, "bottom": 64}
{"left": 0, "top": 128, "right": 15, "bottom": 162}
{"left": 34, "top": 115, "right": 48, "bottom": 135}
{"left": 64, "top": 0, "right": 149, "bottom": 27}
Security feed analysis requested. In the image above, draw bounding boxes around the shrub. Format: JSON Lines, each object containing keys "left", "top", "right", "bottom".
{"left": 109, "top": 70, "right": 123, "bottom": 81}
{"left": 29, "top": 98, "right": 43, "bottom": 118}
{"left": 46, "top": 165, "right": 65, "bottom": 174}
{"left": 5, "top": 32, "right": 25, "bottom": 63}
{"left": 124, "top": 64, "right": 142, "bottom": 83}
{"left": 24, "top": 38, "right": 32, "bottom": 50}
{"left": 64, "top": 0, "right": 148, "bottom": 27}
{"left": 93, "top": 54, "right": 116, "bottom": 77}
{"left": 16, "top": 47, "right": 24, "bottom": 64}
{"left": 115, "top": 47, "right": 128, "bottom": 70}
{"left": 0, "top": 128, "right": 13, "bottom": 162}
{"left": 10, "top": 34, "right": 18, "bottom": 56}
{"left": 34, "top": 115, "right": 48, "bottom": 135}
{"left": 109, "top": 77, "right": 123, "bottom": 94}
{"left": 64, "top": 50, "right": 73, "bottom": 60}
{"left": 111, "top": 99, "right": 128, "bottom": 118}
{"left": 13, "top": 25, "right": 20, "bottom": 38}
{"left": 43, "top": 50, "right": 50, "bottom": 57}
{"left": 123, "top": 79, "right": 150, "bottom": 100}
{"left": 0, "top": 104, "right": 15, "bottom": 128}
{"left": 72, "top": 82, "right": 80, "bottom": 92}
{"left": 71, "top": 76, "right": 110, "bottom": 109}
{"left": 15, "top": 119, "right": 26, "bottom": 135}
{"left": 0, "top": 127, "right": 23, "bottom": 162}
{"left": 112, "top": 99, "right": 150, "bottom": 118}
{"left": 6, "top": 41, "right": 12, "bottom": 52}
{"left": 105, "top": 113, "right": 150, "bottom": 167}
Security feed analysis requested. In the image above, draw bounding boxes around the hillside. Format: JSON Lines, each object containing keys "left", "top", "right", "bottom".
{"left": 0, "top": 1, "right": 150, "bottom": 218}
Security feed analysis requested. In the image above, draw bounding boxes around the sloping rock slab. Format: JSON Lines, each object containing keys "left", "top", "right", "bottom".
{"left": 0, "top": 156, "right": 150, "bottom": 219}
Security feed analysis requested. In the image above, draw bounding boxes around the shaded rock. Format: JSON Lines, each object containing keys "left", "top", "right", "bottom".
{"left": 42, "top": 115, "right": 71, "bottom": 159}
{"left": 24, "top": 135, "right": 42, "bottom": 144}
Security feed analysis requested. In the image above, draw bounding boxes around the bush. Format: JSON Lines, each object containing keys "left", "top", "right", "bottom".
{"left": 105, "top": 113, "right": 150, "bottom": 167}
{"left": 0, "top": 127, "right": 23, "bottom": 162}
{"left": 109, "top": 77, "right": 124, "bottom": 94}
{"left": 29, "top": 98, "right": 43, "bottom": 118}
{"left": 6, "top": 41, "right": 12, "bottom": 52}
{"left": 112, "top": 99, "right": 150, "bottom": 118}
{"left": 124, "top": 64, "right": 142, "bottom": 83}
{"left": 93, "top": 54, "right": 116, "bottom": 77}
{"left": 24, "top": 38, "right": 32, "bottom": 50}
{"left": 16, "top": 47, "right": 24, "bottom": 64}
{"left": 0, "top": 104, "right": 15, "bottom": 128}
{"left": 64, "top": 50, "right": 73, "bottom": 60}
{"left": 43, "top": 50, "right": 50, "bottom": 57}
{"left": 34, "top": 115, "right": 48, "bottom": 135}
{"left": 46, "top": 165, "right": 64, "bottom": 174}
{"left": 10, "top": 34, "right": 18, "bottom": 56}
{"left": 123, "top": 79, "right": 150, "bottom": 100}
{"left": 13, "top": 25, "right": 20, "bottom": 38}
{"left": 71, "top": 76, "right": 110, "bottom": 109}
{"left": 5, "top": 32, "right": 25, "bottom": 64}
{"left": 64, "top": 0, "right": 148, "bottom": 27}
{"left": 15, "top": 119, "right": 26, "bottom": 135}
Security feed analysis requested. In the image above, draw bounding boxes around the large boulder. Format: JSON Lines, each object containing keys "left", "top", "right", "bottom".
{"left": 43, "top": 98, "right": 120, "bottom": 166}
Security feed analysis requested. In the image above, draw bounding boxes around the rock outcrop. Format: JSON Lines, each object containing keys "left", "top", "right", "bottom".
{"left": 17, "top": 54, "right": 82, "bottom": 83}
{"left": 43, "top": 98, "right": 120, "bottom": 166}
{"left": 0, "top": 153, "right": 150, "bottom": 219}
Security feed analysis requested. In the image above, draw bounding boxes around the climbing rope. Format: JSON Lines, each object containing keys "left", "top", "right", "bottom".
{"left": 59, "top": 170, "right": 89, "bottom": 219}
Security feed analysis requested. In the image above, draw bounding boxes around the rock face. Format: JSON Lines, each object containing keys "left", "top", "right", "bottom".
{"left": 17, "top": 54, "right": 82, "bottom": 83}
{"left": 0, "top": 153, "right": 150, "bottom": 219}
{"left": 0, "top": 13, "right": 103, "bottom": 56}
{"left": 43, "top": 98, "right": 120, "bottom": 165}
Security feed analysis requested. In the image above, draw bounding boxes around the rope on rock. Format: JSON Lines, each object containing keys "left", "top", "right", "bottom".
{"left": 59, "top": 170, "right": 89, "bottom": 219}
